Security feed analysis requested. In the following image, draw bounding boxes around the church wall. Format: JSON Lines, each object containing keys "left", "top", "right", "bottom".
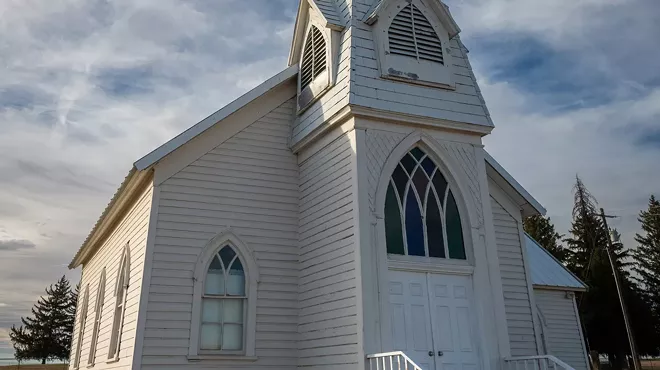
{"left": 488, "top": 186, "right": 540, "bottom": 357}
{"left": 141, "top": 98, "right": 300, "bottom": 369}
{"left": 70, "top": 184, "right": 153, "bottom": 370}
{"left": 296, "top": 122, "right": 360, "bottom": 369}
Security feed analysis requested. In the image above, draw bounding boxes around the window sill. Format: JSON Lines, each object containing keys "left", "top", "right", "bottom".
{"left": 105, "top": 356, "right": 120, "bottom": 364}
{"left": 188, "top": 355, "right": 258, "bottom": 362}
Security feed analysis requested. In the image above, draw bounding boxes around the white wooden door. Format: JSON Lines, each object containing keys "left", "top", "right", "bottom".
{"left": 389, "top": 270, "right": 436, "bottom": 370}
{"left": 388, "top": 271, "right": 480, "bottom": 370}
{"left": 428, "top": 274, "right": 480, "bottom": 370}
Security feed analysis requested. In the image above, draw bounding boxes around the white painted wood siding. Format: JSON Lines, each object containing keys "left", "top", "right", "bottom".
{"left": 297, "top": 129, "right": 358, "bottom": 369}
{"left": 349, "top": 1, "right": 492, "bottom": 127}
{"left": 291, "top": 26, "right": 352, "bottom": 145}
{"left": 491, "top": 197, "right": 538, "bottom": 357}
{"left": 534, "top": 290, "right": 589, "bottom": 370}
{"left": 142, "top": 98, "right": 299, "bottom": 369}
{"left": 70, "top": 185, "right": 153, "bottom": 370}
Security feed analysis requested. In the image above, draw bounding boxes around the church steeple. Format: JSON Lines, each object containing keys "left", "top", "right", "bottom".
{"left": 289, "top": 0, "right": 494, "bottom": 150}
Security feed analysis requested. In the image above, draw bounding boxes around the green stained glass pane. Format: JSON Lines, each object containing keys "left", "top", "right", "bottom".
{"left": 410, "top": 147, "right": 425, "bottom": 160}
{"left": 432, "top": 172, "right": 448, "bottom": 207}
{"left": 446, "top": 190, "right": 466, "bottom": 260}
{"left": 385, "top": 183, "right": 405, "bottom": 255}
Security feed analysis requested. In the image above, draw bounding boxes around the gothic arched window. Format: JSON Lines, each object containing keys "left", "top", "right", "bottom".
{"left": 384, "top": 147, "right": 466, "bottom": 260}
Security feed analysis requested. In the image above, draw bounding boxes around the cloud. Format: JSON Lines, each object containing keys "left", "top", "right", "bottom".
{"left": 0, "top": 240, "right": 36, "bottom": 252}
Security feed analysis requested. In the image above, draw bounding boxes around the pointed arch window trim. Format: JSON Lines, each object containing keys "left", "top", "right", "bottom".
{"left": 87, "top": 267, "right": 106, "bottom": 366}
{"left": 107, "top": 244, "right": 130, "bottom": 362}
{"left": 188, "top": 230, "right": 259, "bottom": 361}
{"left": 73, "top": 284, "right": 90, "bottom": 369}
{"left": 385, "top": 147, "right": 467, "bottom": 260}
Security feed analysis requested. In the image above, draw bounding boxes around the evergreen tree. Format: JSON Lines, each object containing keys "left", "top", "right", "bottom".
{"left": 523, "top": 215, "right": 568, "bottom": 262}
{"left": 9, "top": 276, "right": 77, "bottom": 364}
{"left": 632, "top": 196, "right": 660, "bottom": 312}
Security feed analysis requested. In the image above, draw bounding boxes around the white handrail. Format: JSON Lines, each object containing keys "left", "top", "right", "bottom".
{"left": 505, "top": 355, "right": 574, "bottom": 370}
{"left": 367, "top": 351, "right": 423, "bottom": 370}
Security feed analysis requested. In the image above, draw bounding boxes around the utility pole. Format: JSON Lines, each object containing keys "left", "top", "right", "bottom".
{"left": 599, "top": 208, "right": 641, "bottom": 370}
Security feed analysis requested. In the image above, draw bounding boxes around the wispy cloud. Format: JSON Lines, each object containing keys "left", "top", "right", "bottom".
{"left": 0, "top": 240, "right": 36, "bottom": 252}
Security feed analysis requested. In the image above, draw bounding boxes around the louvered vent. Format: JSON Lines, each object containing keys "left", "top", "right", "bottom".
{"left": 389, "top": 4, "right": 444, "bottom": 64}
{"left": 300, "top": 26, "right": 327, "bottom": 90}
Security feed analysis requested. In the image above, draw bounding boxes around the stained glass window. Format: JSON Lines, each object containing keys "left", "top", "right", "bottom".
{"left": 384, "top": 147, "right": 466, "bottom": 260}
{"left": 201, "top": 245, "right": 246, "bottom": 351}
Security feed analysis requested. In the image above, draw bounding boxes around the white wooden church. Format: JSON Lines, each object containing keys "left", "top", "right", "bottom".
{"left": 68, "top": 1, "right": 590, "bottom": 370}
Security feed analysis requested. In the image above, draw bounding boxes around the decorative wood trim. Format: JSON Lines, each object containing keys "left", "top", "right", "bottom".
{"left": 130, "top": 184, "right": 159, "bottom": 370}
{"left": 291, "top": 104, "right": 353, "bottom": 154}
{"left": 517, "top": 220, "right": 544, "bottom": 355}
{"left": 387, "top": 259, "right": 474, "bottom": 275}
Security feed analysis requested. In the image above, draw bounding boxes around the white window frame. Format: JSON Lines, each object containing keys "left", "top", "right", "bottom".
{"left": 73, "top": 284, "right": 89, "bottom": 369}
{"left": 372, "top": 0, "right": 456, "bottom": 88}
{"left": 297, "top": 14, "right": 340, "bottom": 113}
{"left": 188, "top": 230, "right": 259, "bottom": 361}
{"left": 107, "top": 244, "right": 130, "bottom": 362}
{"left": 87, "top": 268, "right": 106, "bottom": 367}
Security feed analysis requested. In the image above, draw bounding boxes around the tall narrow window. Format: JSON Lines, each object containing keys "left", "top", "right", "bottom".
{"left": 384, "top": 147, "right": 466, "bottom": 260}
{"left": 88, "top": 268, "right": 106, "bottom": 366}
{"left": 200, "top": 245, "right": 247, "bottom": 352}
{"left": 389, "top": 3, "right": 444, "bottom": 64}
{"left": 73, "top": 284, "right": 89, "bottom": 369}
{"left": 108, "top": 246, "right": 129, "bottom": 360}
{"left": 300, "top": 25, "right": 327, "bottom": 91}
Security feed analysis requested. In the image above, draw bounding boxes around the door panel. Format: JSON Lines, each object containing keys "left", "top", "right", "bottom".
{"left": 428, "top": 274, "right": 480, "bottom": 370}
{"left": 389, "top": 271, "right": 435, "bottom": 370}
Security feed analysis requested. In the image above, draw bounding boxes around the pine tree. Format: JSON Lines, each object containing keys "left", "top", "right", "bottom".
{"left": 632, "top": 196, "right": 660, "bottom": 312}
{"left": 523, "top": 215, "right": 568, "bottom": 262}
{"left": 9, "top": 276, "right": 77, "bottom": 364}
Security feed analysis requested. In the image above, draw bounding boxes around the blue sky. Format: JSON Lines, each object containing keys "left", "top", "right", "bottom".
{"left": 1, "top": 0, "right": 659, "bottom": 362}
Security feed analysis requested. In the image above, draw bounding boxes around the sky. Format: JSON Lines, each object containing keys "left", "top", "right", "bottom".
{"left": 0, "top": 0, "right": 659, "bottom": 363}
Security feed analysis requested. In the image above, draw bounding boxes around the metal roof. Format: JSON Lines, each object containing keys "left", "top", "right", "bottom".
{"left": 525, "top": 234, "right": 587, "bottom": 291}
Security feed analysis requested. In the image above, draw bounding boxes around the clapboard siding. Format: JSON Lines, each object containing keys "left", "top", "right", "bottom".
{"left": 534, "top": 290, "right": 589, "bottom": 370}
{"left": 297, "top": 129, "right": 358, "bottom": 369}
{"left": 348, "top": 1, "right": 492, "bottom": 127}
{"left": 291, "top": 25, "right": 353, "bottom": 145}
{"left": 141, "top": 98, "right": 299, "bottom": 370}
{"left": 491, "top": 197, "right": 538, "bottom": 357}
{"left": 70, "top": 185, "right": 153, "bottom": 370}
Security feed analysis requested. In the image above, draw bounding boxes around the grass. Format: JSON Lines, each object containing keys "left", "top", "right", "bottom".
{"left": 0, "top": 365, "right": 67, "bottom": 370}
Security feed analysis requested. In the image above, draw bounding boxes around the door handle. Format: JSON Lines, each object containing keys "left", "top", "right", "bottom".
{"left": 438, "top": 351, "right": 444, "bottom": 357}
{"left": 428, "top": 351, "right": 434, "bottom": 357}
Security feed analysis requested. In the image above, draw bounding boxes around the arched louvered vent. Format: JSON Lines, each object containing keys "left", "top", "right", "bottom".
{"left": 300, "top": 26, "right": 327, "bottom": 90}
{"left": 389, "top": 4, "right": 444, "bottom": 64}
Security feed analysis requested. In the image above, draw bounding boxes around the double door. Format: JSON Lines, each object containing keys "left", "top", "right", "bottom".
{"left": 388, "top": 270, "right": 480, "bottom": 370}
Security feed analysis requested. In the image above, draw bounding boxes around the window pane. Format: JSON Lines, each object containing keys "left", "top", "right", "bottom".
{"left": 432, "top": 172, "right": 448, "bottom": 207}
{"left": 421, "top": 157, "right": 436, "bottom": 176}
{"left": 200, "top": 323, "right": 222, "bottom": 350}
{"left": 205, "top": 269, "right": 225, "bottom": 295}
{"left": 446, "top": 190, "right": 466, "bottom": 260}
{"left": 227, "top": 259, "right": 245, "bottom": 296}
{"left": 202, "top": 299, "right": 223, "bottom": 323}
{"left": 223, "top": 299, "right": 244, "bottom": 324}
{"left": 410, "top": 147, "right": 425, "bottom": 160}
{"left": 392, "top": 164, "right": 408, "bottom": 200}
{"left": 412, "top": 168, "right": 428, "bottom": 200}
{"left": 400, "top": 153, "right": 416, "bottom": 174}
{"left": 405, "top": 189, "right": 425, "bottom": 256}
{"left": 385, "top": 183, "right": 405, "bottom": 255}
{"left": 222, "top": 324, "right": 243, "bottom": 351}
{"left": 219, "top": 246, "right": 236, "bottom": 268}
{"left": 426, "top": 191, "right": 446, "bottom": 258}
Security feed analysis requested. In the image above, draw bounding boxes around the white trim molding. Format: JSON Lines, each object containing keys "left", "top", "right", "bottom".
{"left": 188, "top": 229, "right": 260, "bottom": 360}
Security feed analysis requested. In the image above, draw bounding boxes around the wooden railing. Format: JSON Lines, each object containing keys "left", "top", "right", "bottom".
{"left": 505, "top": 355, "right": 574, "bottom": 370}
{"left": 367, "top": 351, "right": 423, "bottom": 370}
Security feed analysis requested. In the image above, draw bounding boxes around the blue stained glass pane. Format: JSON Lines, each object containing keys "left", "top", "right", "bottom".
{"left": 405, "top": 189, "right": 425, "bottom": 256}
{"left": 432, "top": 172, "right": 448, "bottom": 207}
{"left": 426, "top": 192, "right": 445, "bottom": 258}
{"left": 401, "top": 154, "right": 416, "bottom": 174}
{"left": 410, "top": 147, "right": 425, "bottom": 160}
{"left": 385, "top": 183, "right": 405, "bottom": 255}
{"left": 412, "top": 168, "right": 429, "bottom": 201}
{"left": 446, "top": 191, "right": 466, "bottom": 260}
{"left": 392, "top": 165, "right": 408, "bottom": 200}
{"left": 421, "top": 157, "right": 436, "bottom": 176}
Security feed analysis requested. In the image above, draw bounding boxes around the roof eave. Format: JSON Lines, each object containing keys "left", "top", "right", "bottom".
{"left": 69, "top": 167, "right": 153, "bottom": 269}
{"left": 533, "top": 284, "right": 588, "bottom": 293}
{"left": 484, "top": 151, "right": 547, "bottom": 217}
